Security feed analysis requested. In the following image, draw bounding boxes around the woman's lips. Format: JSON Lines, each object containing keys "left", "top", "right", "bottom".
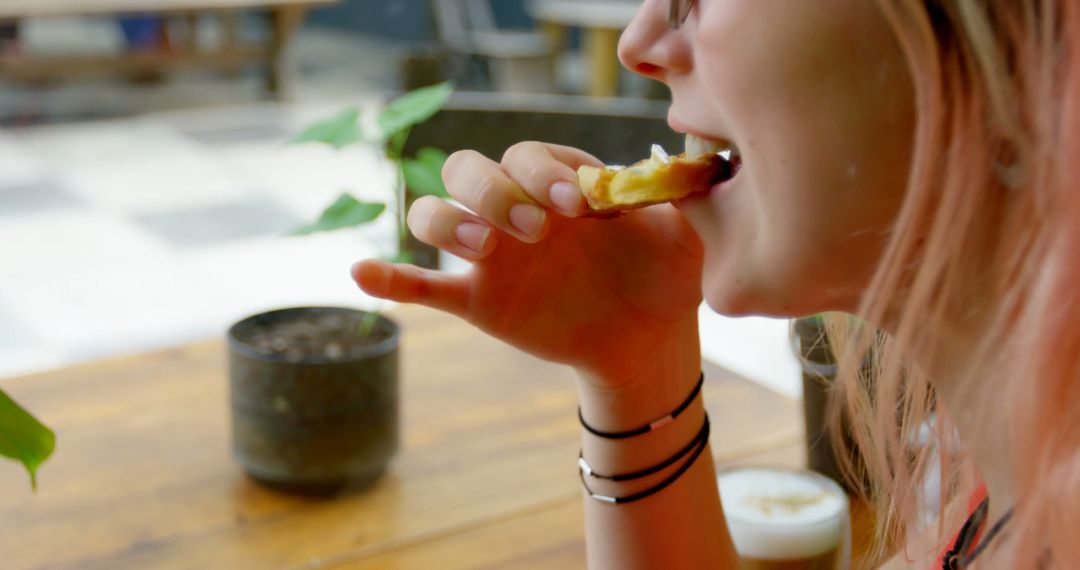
{"left": 674, "top": 154, "right": 743, "bottom": 209}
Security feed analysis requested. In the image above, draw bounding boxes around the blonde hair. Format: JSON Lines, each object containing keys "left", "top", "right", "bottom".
{"left": 827, "top": 0, "right": 1079, "bottom": 566}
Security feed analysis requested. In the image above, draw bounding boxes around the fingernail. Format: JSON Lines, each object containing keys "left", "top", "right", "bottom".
{"left": 455, "top": 222, "right": 491, "bottom": 253}
{"left": 509, "top": 204, "right": 546, "bottom": 239}
{"left": 550, "top": 181, "right": 582, "bottom": 215}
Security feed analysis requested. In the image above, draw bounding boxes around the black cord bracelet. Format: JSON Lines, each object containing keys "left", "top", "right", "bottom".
{"left": 580, "top": 415, "right": 711, "bottom": 505}
{"left": 578, "top": 415, "right": 710, "bottom": 482}
{"left": 579, "top": 372, "right": 704, "bottom": 439}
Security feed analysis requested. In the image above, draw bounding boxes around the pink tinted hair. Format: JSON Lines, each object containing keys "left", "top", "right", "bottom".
{"left": 826, "top": 0, "right": 1079, "bottom": 566}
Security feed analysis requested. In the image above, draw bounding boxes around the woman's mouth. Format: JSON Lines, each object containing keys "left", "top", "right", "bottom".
{"left": 677, "top": 134, "right": 743, "bottom": 206}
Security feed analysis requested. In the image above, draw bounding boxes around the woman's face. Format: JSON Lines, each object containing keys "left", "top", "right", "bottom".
{"left": 619, "top": 0, "right": 916, "bottom": 316}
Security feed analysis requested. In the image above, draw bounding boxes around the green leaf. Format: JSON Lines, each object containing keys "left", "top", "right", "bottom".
{"left": 377, "top": 82, "right": 454, "bottom": 140}
{"left": 402, "top": 146, "right": 450, "bottom": 198}
{"left": 355, "top": 311, "right": 380, "bottom": 338}
{"left": 416, "top": 146, "right": 449, "bottom": 175}
{"left": 291, "top": 107, "right": 363, "bottom": 150}
{"left": 289, "top": 194, "right": 386, "bottom": 235}
{"left": 402, "top": 158, "right": 449, "bottom": 198}
{"left": 386, "top": 127, "right": 410, "bottom": 161}
{"left": 0, "top": 388, "right": 55, "bottom": 490}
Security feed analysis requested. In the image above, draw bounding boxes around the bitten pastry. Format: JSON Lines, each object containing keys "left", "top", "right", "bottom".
{"left": 577, "top": 136, "right": 738, "bottom": 214}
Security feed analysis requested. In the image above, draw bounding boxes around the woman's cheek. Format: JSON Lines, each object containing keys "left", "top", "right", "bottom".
{"left": 694, "top": 182, "right": 834, "bottom": 317}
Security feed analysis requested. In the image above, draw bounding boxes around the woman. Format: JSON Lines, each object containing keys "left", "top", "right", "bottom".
{"left": 353, "top": 0, "right": 1079, "bottom": 567}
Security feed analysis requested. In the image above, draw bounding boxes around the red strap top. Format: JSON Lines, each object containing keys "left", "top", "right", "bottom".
{"left": 934, "top": 483, "right": 989, "bottom": 569}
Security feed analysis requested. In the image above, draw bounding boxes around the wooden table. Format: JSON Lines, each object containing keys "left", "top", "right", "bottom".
{"left": 0, "top": 305, "right": 807, "bottom": 570}
{"left": 0, "top": 0, "right": 334, "bottom": 100}
{"left": 527, "top": 0, "right": 639, "bottom": 98}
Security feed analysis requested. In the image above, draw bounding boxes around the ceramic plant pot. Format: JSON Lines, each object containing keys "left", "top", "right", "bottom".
{"left": 227, "top": 307, "right": 399, "bottom": 495}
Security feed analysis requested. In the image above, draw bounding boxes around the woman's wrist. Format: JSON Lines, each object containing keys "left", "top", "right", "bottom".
{"left": 574, "top": 317, "right": 706, "bottom": 496}
{"left": 574, "top": 316, "right": 702, "bottom": 433}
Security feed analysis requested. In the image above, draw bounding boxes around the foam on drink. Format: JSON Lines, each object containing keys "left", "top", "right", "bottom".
{"left": 718, "top": 468, "right": 848, "bottom": 562}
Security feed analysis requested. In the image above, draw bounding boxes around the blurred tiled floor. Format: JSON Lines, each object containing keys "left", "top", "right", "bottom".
{"left": 0, "top": 102, "right": 414, "bottom": 378}
{"left": 0, "top": 16, "right": 422, "bottom": 379}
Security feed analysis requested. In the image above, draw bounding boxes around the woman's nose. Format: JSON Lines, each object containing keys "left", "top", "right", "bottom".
{"left": 618, "top": 0, "right": 692, "bottom": 82}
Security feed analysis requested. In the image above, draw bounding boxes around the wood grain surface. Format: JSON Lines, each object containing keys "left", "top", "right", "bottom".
{"left": 0, "top": 305, "right": 803, "bottom": 570}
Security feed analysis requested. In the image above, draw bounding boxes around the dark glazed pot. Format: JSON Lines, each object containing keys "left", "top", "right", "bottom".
{"left": 793, "top": 317, "right": 839, "bottom": 478}
{"left": 227, "top": 307, "right": 399, "bottom": 495}
{"left": 792, "top": 316, "right": 874, "bottom": 495}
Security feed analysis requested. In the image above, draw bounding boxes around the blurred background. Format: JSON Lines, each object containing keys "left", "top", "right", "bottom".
{"left": 0, "top": 0, "right": 799, "bottom": 396}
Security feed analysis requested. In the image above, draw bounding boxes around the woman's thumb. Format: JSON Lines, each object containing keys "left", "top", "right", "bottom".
{"left": 351, "top": 259, "right": 469, "bottom": 318}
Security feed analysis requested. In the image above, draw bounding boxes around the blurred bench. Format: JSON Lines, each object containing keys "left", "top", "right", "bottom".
{"left": 525, "top": 0, "right": 639, "bottom": 98}
{"left": 0, "top": 0, "right": 334, "bottom": 99}
{"left": 430, "top": 0, "right": 554, "bottom": 94}
{"left": 400, "top": 91, "right": 679, "bottom": 267}
{"left": 404, "top": 92, "right": 678, "bottom": 165}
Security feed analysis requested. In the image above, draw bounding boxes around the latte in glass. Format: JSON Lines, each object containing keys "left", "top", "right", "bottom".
{"left": 718, "top": 468, "right": 850, "bottom": 570}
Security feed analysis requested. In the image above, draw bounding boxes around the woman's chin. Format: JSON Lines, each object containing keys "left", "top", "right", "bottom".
{"left": 701, "top": 266, "right": 808, "bottom": 319}
{"left": 700, "top": 273, "right": 759, "bottom": 317}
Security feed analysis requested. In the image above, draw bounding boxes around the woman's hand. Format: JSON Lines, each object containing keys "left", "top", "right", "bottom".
{"left": 351, "top": 142, "right": 704, "bottom": 389}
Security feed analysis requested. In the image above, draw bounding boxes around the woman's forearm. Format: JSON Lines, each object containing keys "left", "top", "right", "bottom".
{"left": 575, "top": 325, "right": 740, "bottom": 569}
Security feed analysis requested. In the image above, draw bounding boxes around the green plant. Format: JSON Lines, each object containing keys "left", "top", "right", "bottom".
{"left": 0, "top": 388, "right": 55, "bottom": 490}
{"left": 289, "top": 82, "right": 455, "bottom": 264}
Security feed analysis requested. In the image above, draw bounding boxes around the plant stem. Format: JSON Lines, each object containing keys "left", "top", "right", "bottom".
{"left": 386, "top": 127, "right": 411, "bottom": 254}
{"left": 357, "top": 310, "right": 380, "bottom": 339}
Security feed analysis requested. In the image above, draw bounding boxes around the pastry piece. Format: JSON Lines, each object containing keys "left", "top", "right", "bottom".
{"left": 577, "top": 137, "right": 736, "bottom": 214}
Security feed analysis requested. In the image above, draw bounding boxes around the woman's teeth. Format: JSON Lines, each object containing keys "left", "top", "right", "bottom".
{"left": 684, "top": 133, "right": 738, "bottom": 160}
